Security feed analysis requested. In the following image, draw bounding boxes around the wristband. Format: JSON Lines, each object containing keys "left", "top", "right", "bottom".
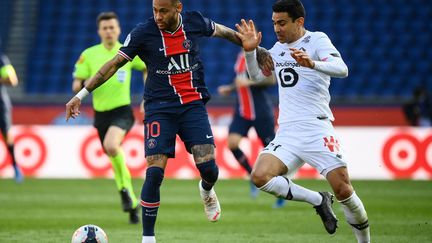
{"left": 75, "top": 88, "right": 90, "bottom": 100}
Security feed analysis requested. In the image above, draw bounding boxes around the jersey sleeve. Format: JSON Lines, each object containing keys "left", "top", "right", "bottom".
{"left": 73, "top": 51, "right": 91, "bottom": 80}
{"left": 119, "top": 26, "right": 143, "bottom": 62}
{"left": 0, "top": 54, "right": 15, "bottom": 79}
{"left": 131, "top": 56, "right": 146, "bottom": 71}
{"left": 314, "top": 33, "right": 343, "bottom": 62}
{"left": 195, "top": 11, "right": 216, "bottom": 37}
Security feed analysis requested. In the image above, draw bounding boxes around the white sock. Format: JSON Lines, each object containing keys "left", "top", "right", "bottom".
{"left": 142, "top": 236, "right": 156, "bottom": 243}
{"left": 259, "top": 176, "right": 322, "bottom": 206}
{"left": 339, "top": 192, "right": 370, "bottom": 243}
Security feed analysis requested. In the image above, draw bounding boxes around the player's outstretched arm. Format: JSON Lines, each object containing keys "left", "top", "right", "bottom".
{"left": 213, "top": 23, "right": 242, "bottom": 46}
{"left": 84, "top": 54, "right": 128, "bottom": 92}
{"left": 65, "top": 54, "right": 127, "bottom": 121}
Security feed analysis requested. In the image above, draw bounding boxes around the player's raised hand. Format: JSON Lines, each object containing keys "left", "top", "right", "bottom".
{"left": 235, "top": 19, "right": 262, "bottom": 52}
{"left": 289, "top": 48, "right": 314, "bottom": 68}
{"left": 65, "top": 97, "right": 81, "bottom": 121}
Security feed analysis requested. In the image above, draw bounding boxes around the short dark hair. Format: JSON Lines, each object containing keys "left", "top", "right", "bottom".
{"left": 96, "top": 12, "right": 119, "bottom": 27}
{"left": 272, "top": 0, "right": 306, "bottom": 22}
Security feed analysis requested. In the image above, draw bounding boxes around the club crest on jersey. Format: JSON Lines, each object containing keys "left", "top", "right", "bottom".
{"left": 147, "top": 138, "right": 157, "bottom": 149}
{"left": 182, "top": 39, "right": 192, "bottom": 50}
{"left": 323, "top": 136, "right": 340, "bottom": 153}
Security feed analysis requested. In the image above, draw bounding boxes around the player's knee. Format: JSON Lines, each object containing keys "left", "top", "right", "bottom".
{"left": 251, "top": 169, "right": 271, "bottom": 188}
{"left": 334, "top": 183, "right": 354, "bottom": 201}
{"left": 103, "top": 142, "right": 119, "bottom": 157}
{"left": 227, "top": 140, "right": 239, "bottom": 151}
{"left": 227, "top": 135, "right": 241, "bottom": 150}
{"left": 191, "top": 144, "right": 215, "bottom": 163}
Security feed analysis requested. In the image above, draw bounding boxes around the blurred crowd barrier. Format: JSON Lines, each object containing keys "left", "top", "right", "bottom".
{"left": 1, "top": 126, "right": 431, "bottom": 180}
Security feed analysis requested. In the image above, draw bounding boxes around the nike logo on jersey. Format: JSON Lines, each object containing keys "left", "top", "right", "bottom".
{"left": 206, "top": 135, "right": 213, "bottom": 139}
{"left": 145, "top": 209, "right": 158, "bottom": 213}
{"left": 159, "top": 47, "right": 166, "bottom": 52}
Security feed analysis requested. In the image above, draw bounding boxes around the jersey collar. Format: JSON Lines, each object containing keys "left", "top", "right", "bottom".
{"left": 284, "top": 30, "right": 309, "bottom": 48}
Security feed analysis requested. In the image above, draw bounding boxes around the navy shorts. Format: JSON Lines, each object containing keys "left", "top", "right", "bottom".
{"left": 228, "top": 113, "right": 275, "bottom": 147}
{"left": 93, "top": 105, "right": 135, "bottom": 144}
{"left": 144, "top": 101, "right": 214, "bottom": 158}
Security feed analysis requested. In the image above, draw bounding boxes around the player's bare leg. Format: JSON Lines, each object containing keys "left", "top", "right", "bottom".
{"left": 252, "top": 153, "right": 337, "bottom": 234}
{"left": 192, "top": 144, "right": 221, "bottom": 222}
{"left": 327, "top": 167, "right": 370, "bottom": 242}
{"left": 141, "top": 154, "right": 167, "bottom": 243}
{"left": 104, "top": 126, "right": 139, "bottom": 224}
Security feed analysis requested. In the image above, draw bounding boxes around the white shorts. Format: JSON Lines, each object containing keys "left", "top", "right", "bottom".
{"left": 261, "top": 119, "right": 347, "bottom": 178}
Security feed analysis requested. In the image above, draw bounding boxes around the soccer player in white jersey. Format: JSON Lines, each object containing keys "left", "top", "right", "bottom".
{"left": 235, "top": 0, "right": 370, "bottom": 242}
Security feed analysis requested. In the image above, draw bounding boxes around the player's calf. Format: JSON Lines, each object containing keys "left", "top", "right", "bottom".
{"left": 339, "top": 192, "right": 370, "bottom": 243}
{"left": 141, "top": 167, "right": 164, "bottom": 238}
{"left": 196, "top": 159, "right": 219, "bottom": 190}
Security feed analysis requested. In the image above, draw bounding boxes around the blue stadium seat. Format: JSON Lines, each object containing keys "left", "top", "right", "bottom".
{"left": 25, "top": 0, "right": 432, "bottom": 101}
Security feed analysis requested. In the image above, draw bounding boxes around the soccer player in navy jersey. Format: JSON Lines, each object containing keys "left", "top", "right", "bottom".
{"left": 218, "top": 51, "right": 286, "bottom": 208}
{"left": 0, "top": 50, "right": 23, "bottom": 183}
{"left": 65, "top": 0, "right": 262, "bottom": 242}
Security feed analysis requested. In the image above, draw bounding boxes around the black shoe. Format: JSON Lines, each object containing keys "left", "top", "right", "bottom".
{"left": 313, "top": 192, "right": 338, "bottom": 234}
{"left": 119, "top": 188, "right": 133, "bottom": 212}
{"left": 129, "top": 206, "right": 140, "bottom": 224}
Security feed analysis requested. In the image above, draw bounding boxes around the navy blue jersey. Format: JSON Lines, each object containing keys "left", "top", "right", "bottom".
{"left": 233, "top": 53, "right": 273, "bottom": 120}
{"left": 119, "top": 11, "right": 215, "bottom": 106}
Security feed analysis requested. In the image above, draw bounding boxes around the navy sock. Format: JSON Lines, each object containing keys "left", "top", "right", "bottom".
{"left": 7, "top": 145, "right": 17, "bottom": 167}
{"left": 141, "top": 167, "right": 164, "bottom": 236}
{"left": 196, "top": 160, "right": 219, "bottom": 191}
{"left": 231, "top": 148, "right": 252, "bottom": 174}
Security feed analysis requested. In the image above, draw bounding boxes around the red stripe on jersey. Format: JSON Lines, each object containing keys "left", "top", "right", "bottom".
{"left": 234, "top": 52, "right": 247, "bottom": 73}
{"left": 169, "top": 71, "right": 201, "bottom": 104}
{"left": 141, "top": 200, "right": 160, "bottom": 208}
{"left": 238, "top": 86, "right": 255, "bottom": 120}
{"left": 160, "top": 25, "right": 189, "bottom": 57}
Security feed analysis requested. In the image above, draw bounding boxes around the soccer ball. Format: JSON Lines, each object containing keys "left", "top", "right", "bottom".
{"left": 71, "top": 224, "right": 108, "bottom": 243}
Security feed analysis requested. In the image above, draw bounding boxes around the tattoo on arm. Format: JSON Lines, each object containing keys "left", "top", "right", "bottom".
{"left": 213, "top": 23, "right": 242, "bottom": 46}
{"left": 256, "top": 46, "right": 271, "bottom": 67}
{"left": 191, "top": 144, "right": 215, "bottom": 163}
{"left": 85, "top": 55, "right": 127, "bottom": 92}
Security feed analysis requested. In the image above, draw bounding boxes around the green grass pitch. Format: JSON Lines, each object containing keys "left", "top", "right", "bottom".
{"left": 1, "top": 179, "right": 431, "bottom": 242}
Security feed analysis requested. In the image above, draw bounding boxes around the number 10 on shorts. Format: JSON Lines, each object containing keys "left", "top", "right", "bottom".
{"left": 146, "top": 121, "right": 160, "bottom": 139}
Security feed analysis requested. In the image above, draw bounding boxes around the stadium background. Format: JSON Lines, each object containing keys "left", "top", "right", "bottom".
{"left": 1, "top": 1, "right": 432, "bottom": 242}
{"left": 0, "top": 0, "right": 431, "bottom": 179}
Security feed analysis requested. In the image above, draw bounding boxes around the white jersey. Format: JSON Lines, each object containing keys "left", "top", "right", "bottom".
{"left": 269, "top": 31, "right": 343, "bottom": 124}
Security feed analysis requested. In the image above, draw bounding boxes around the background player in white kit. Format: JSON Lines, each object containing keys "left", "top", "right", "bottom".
{"left": 235, "top": 0, "right": 370, "bottom": 242}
